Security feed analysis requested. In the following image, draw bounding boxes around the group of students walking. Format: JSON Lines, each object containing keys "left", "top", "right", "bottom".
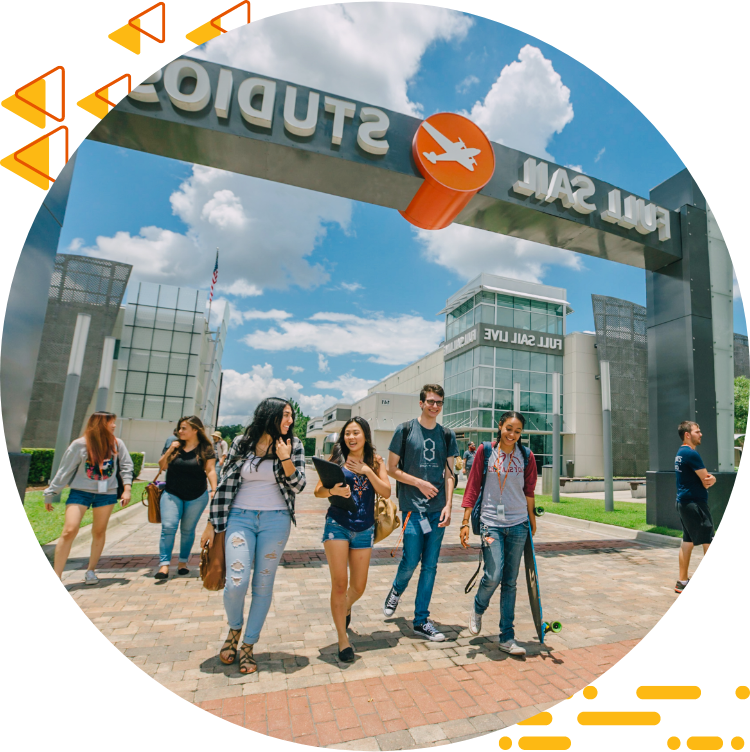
{"left": 43, "top": 383, "right": 717, "bottom": 675}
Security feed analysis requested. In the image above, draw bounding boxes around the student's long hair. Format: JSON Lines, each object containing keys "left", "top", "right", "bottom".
{"left": 84, "top": 411, "right": 118, "bottom": 468}
{"left": 237, "top": 397, "right": 295, "bottom": 462}
{"left": 496, "top": 410, "right": 525, "bottom": 446}
{"left": 169, "top": 415, "right": 214, "bottom": 466}
{"left": 334, "top": 417, "right": 379, "bottom": 473}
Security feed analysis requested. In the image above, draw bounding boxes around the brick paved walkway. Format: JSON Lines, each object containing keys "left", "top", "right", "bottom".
{"left": 58, "top": 475, "right": 701, "bottom": 749}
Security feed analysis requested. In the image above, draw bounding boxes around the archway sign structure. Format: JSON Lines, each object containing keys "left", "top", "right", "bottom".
{"left": 1, "top": 57, "right": 736, "bottom": 529}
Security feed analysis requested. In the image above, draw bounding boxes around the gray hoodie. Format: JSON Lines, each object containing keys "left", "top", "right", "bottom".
{"left": 44, "top": 437, "right": 134, "bottom": 499}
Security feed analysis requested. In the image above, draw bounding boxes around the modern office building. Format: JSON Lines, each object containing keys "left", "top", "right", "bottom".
{"left": 735, "top": 333, "right": 749, "bottom": 379}
{"left": 112, "top": 281, "right": 229, "bottom": 460}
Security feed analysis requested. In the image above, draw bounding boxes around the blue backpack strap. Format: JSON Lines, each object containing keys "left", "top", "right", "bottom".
{"left": 470, "top": 441, "right": 493, "bottom": 536}
{"left": 518, "top": 442, "right": 530, "bottom": 470}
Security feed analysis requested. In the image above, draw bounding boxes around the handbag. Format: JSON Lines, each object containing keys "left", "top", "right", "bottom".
{"left": 374, "top": 494, "right": 400, "bottom": 544}
{"left": 200, "top": 532, "right": 226, "bottom": 590}
{"left": 141, "top": 469, "right": 163, "bottom": 524}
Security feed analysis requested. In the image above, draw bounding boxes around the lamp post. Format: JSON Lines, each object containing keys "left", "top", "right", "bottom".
{"left": 600, "top": 360, "right": 614, "bottom": 512}
{"left": 95, "top": 336, "right": 116, "bottom": 412}
{"left": 552, "top": 371, "right": 561, "bottom": 504}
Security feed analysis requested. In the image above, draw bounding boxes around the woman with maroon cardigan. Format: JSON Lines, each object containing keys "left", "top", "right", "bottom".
{"left": 458, "top": 411, "right": 538, "bottom": 655}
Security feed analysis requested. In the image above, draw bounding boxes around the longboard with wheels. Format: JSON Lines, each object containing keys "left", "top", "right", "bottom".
{"left": 523, "top": 518, "right": 562, "bottom": 643}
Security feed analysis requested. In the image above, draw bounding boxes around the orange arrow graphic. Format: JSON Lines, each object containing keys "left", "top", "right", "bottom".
{"left": 186, "top": 1, "right": 250, "bottom": 46}
{"left": 1, "top": 125, "right": 69, "bottom": 189}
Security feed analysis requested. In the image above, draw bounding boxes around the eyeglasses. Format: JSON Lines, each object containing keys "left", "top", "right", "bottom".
{"left": 424, "top": 399, "right": 444, "bottom": 406}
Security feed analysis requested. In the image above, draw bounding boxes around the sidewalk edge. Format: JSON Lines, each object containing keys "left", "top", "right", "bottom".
{"left": 543, "top": 511, "right": 681, "bottom": 547}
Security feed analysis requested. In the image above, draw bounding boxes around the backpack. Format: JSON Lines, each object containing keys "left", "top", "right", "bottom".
{"left": 470, "top": 441, "right": 530, "bottom": 536}
{"left": 395, "top": 419, "right": 456, "bottom": 500}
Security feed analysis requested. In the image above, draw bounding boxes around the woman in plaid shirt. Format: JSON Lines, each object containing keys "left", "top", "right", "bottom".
{"left": 200, "top": 397, "right": 306, "bottom": 674}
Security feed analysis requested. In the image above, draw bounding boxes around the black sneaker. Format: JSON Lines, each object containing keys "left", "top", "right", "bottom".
{"left": 413, "top": 621, "right": 446, "bottom": 642}
{"left": 675, "top": 579, "right": 689, "bottom": 594}
{"left": 383, "top": 586, "right": 401, "bottom": 617}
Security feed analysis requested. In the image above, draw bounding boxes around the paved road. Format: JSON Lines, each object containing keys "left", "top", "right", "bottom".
{"left": 58, "top": 472, "right": 700, "bottom": 749}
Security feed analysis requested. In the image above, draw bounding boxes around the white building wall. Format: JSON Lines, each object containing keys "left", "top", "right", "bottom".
{"left": 351, "top": 392, "right": 425, "bottom": 459}
{"left": 367, "top": 349, "right": 444, "bottom": 397}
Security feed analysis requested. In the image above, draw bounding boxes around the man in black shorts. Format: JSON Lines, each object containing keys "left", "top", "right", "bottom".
{"left": 674, "top": 421, "right": 716, "bottom": 593}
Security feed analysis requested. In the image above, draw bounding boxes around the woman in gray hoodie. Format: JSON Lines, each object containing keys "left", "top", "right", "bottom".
{"left": 44, "top": 411, "right": 134, "bottom": 583}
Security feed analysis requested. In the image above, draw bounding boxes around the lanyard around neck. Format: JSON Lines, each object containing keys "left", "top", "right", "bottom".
{"left": 492, "top": 445, "right": 515, "bottom": 498}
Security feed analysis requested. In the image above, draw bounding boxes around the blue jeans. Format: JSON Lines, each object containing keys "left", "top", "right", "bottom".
{"left": 223, "top": 509, "right": 291, "bottom": 645}
{"left": 159, "top": 490, "right": 209, "bottom": 565}
{"left": 474, "top": 522, "right": 528, "bottom": 642}
{"left": 392, "top": 509, "right": 446, "bottom": 626}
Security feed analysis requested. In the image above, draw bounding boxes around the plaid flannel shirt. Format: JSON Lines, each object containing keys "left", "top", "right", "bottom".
{"left": 207, "top": 435, "right": 306, "bottom": 533}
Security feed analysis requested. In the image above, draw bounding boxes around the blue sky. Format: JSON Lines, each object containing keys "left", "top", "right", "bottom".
{"left": 56, "top": 4, "right": 746, "bottom": 422}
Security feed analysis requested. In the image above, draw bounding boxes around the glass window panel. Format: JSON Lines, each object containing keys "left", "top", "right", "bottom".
{"left": 163, "top": 397, "right": 183, "bottom": 421}
{"left": 447, "top": 321, "right": 456, "bottom": 340}
{"left": 123, "top": 305, "right": 135, "bottom": 326}
{"left": 530, "top": 299, "right": 548, "bottom": 312}
{"left": 530, "top": 371, "right": 547, "bottom": 393}
{"left": 496, "top": 307, "right": 514, "bottom": 327}
{"left": 494, "top": 389, "right": 513, "bottom": 411}
{"left": 137, "top": 282, "right": 159, "bottom": 306}
{"left": 146, "top": 372, "right": 167, "bottom": 395}
{"left": 143, "top": 396, "right": 164, "bottom": 420}
{"left": 169, "top": 354, "right": 189, "bottom": 375}
{"left": 547, "top": 316, "right": 558, "bottom": 334}
{"left": 480, "top": 290, "right": 495, "bottom": 304}
{"left": 513, "top": 371, "right": 530, "bottom": 390}
{"left": 126, "top": 371, "right": 147, "bottom": 393}
{"left": 185, "top": 376, "right": 197, "bottom": 397}
{"left": 530, "top": 434, "right": 545, "bottom": 454}
{"left": 149, "top": 351, "right": 169, "bottom": 373}
{"left": 530, "top": 312, "right": 547, "bottom": 333}
{"left": 466, "top": 308, "right": 474, "bottom": 328}
{"left": 193, "top": 315, "right": 204, "bottom": 333}
{"left": 111, "top": 392, "right": 123, "bottom": 416}
{"left": 478, "top": 410, "right": 493, "bottom": 428}
{"left": 556, "top": 317, "right": 564, "bottom": 335}
{"left": 548, "top": 354, "right": 563, "bottom": 373}
{"left": 530, "top": 353, "right": 547, "bottom": 373}
{"left": 553, "top": 304, "right": 564, "bottom": 316}
{"left": 514, "top": 297, "right": 531, "bottom": 311}
{"left": 446, "top": 358, "right": 455, "bottom": 378}
{"left": 445, "top": 396, "right": 456, "bottom": 415}
{"left": 166, "top": 374, "right": 186, "bottom": 396}
{"left": 196, "top": 290, "right": 208, "bottom": 312}
{"left": 513, "top": 350, "right": 530, "bottom": 370}
{"left": 155, "top": 307, "right": 176, "bottom": 330}
{"left": 496, "top": 293, "right": 513, "bottom": 308}
{"left": 479, "top": 346, "right": 494, "bottom": 366}
{"left": 478, "top": 304, "right": 494, "bottom": 324}
{"left": 460, "top": 390, "right": 471, "bottom": 413}
{"left": 513, "top": 310, "right": 531, "bottom": 330}
{"left": 114, "top": 368, "right": 127, "bottom": 392}
{"left": 495, "top": 368, "right": 512, "bottom": 389}
{"left": 478, "top": 367, "right": 493, "bottom": 387}
{"left": 117, "top": 347, "right": 130, "bottom": 370}
{"left": 496, "top": 348, "right": 513, "bottom": 368}
{"left": 171, "top": 331, "right": 191, "bottom": 353}
{"left": 174, "top": 309, "right": 195, "bottom": 332}
{"left": 151, "top": 329, "right": 172, "bottom": 352}
{"left": 520, "top": 391, "right": 532, "bottom": 411}
{"left": 120, "top": 325, "right": 133, "bottom": 348}
{"left": 135, "top": 305, "right": 156, "bottom": 327}
{"left": 188, "top": 354, "right": 200, "bottom": 376}
{"left": 546, "top": 394, "right": 554, "bottom": 413}
{"left": 477, "top": 388, "right": 493, "bottom": 408}
{"left": 129, "top": 349, "right": 150, "bottom": 371}
{"left": 182, "top": 398, "right": 195, "bottom": 415}
{"left": 122, "top": 394, "right": 144, "bottom": 418}
{"left": 473, "top": 348, "right": 481, "bottom": 368}
{"left": 530, "top": 392, "right": 547, "bottom": 412}
{"left": 157, "top": 284, "right": 178, "bottom": 309}
{"left": 131, "top": 327, "right": 153, "bottom": 350}
{"left": 177, "top": 287, "right": 197, "bottom": 311}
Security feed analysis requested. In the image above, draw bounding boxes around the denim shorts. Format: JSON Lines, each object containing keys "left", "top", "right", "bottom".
{"left": 66, "top": 489, "right": 118, "bottom": 508}
{"left": 322, "top": 518, "right": 375, "bottom": 549}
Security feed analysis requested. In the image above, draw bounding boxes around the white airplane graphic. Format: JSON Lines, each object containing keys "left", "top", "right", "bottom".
{"left": 421, "top": 121, "right": 482, "bottom": 172}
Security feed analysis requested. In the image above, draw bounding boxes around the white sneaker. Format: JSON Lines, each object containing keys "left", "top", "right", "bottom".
{"left": 469, "top": 609, "right": 482, "bottom": 635}
{"left": 498, "top": 639, "right": 526, "bottom": 656}
{"left": 383, "top": 586, "right": 401, "bottom": 617}
{"left": 413, "top": 621, "right": 446, "bottom": 642}
{"left": 84, "top": 570, "right": 99, "bottom": 585}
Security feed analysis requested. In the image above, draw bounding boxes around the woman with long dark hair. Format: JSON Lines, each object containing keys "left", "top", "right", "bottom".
{"left": 314, "top": 417, "right": 391, "bottom": 662}
{"left": 155, "top": 415, "right": 217, "bottom": 580}
{"left": 459, "top": 411, "right": 538, "bottom": 656}
{"left": 44, "top": 411, "right": 134, "bottom": 582}
{"left": 201, "top": 397, "right": 306, "bottom": 674}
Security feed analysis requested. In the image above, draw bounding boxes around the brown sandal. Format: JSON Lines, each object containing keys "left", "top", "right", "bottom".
{"left": 239, "top": 643, "right": 257, "bottom": 674}
{"left": 220, "top": 628, "right": 241, "bottom": 665}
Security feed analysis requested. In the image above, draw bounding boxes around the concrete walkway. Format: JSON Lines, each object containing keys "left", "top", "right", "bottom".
{"left": 57, "top": 472, "right": 701, "bottom": 749}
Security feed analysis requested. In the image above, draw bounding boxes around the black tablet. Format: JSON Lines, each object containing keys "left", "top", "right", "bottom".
{"left": 312, "top": 457, "right": 356, "bottom": 513}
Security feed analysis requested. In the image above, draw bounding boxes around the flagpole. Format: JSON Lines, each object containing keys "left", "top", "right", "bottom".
{"left": 201, "top": 248, "right": 220, "bottom": 424}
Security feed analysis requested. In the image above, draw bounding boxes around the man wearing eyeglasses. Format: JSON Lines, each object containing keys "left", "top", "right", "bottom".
{"left": 383, "top": 384, "right": 458, "bottom": 641}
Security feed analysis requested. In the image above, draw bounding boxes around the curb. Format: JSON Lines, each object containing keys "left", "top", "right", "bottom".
{"left": 542, "top": 511, "right": 682, "bottom": 547}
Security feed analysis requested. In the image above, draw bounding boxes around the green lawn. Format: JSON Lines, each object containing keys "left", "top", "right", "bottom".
{"left": 453, "top": 488, "right": 681, "bottom": 538}
{"left": 24, "top": 481, "right": 149, "bottom": 545}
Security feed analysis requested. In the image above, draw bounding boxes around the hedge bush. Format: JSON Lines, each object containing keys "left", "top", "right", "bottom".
{"left": 22, "top": 448, "right": 145, "bottom": 484}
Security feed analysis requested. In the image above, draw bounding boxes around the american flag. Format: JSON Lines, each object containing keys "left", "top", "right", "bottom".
{"left": 209, "top": 249, "right": 219, "bottom": 302}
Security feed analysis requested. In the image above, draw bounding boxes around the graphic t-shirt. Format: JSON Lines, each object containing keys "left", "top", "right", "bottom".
{"left": 481, "top": 445, "right": 528, "bottom": 528}
{"left": 389, "top": 419, "right": 458, "bottom": 515}
{"left": 326, "top": 465, "right": 376, "bottom": 532}
{"left": 675, "top": 445, "right": 708, "bottom": 504}
{"left": 463, "top": 450, "right": 476, "bottom": 470}
{"left": 165, "top": 446, "right": 216, "bottom": 501}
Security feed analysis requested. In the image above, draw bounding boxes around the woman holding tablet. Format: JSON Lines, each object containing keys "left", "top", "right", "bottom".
{"left": 314, "top": 417, "right": 391, "bottom": 662}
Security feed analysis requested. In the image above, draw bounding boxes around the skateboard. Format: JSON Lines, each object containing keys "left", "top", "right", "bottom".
{"left": 523, "top": 517, "right": 562, "bottom": 643}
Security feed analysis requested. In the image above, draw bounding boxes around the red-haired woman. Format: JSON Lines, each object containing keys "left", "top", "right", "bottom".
{"left": 44, "top": 411, "right": 134, "bottom": 583}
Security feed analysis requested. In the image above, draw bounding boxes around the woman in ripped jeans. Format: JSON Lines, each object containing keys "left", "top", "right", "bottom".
{"left": 201, "top": 397, "right": 306, "bottom": 674}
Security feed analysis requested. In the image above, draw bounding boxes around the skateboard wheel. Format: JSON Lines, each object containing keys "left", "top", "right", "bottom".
{"left": 550, "top": 621, "right": 562, "bottom": 633}
{"left": 535, "top": 507, "right": 545, "bottom": 517}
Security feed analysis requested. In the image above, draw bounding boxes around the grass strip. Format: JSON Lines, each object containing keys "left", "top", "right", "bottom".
{"left": 453, "top": 488, "right": 681, "bottom": 538}
{"left": 24, "top": 481, "right": 150, "bottom": 545}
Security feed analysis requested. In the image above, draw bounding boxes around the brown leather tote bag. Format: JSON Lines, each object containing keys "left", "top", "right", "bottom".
{"left": 200, "top": 532, "right": 226, "bottom": 591}
{"left": 141, "top": 470, "right": 163, "bottom": 524}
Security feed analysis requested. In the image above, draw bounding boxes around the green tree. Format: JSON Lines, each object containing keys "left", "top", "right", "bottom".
{"left": 287, "top": 398, "right": 309, "bottom": 440}
{"left": 217, "top": 424, "right": 244, "bottom": 441}
{"left": 735, "top": 376, "right": 749, "bottom": 434}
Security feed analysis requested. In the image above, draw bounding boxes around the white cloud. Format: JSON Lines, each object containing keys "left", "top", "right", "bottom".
{"left": 240, "top": 309, "right": 293, "bottom": 321}
{"left": 566, "top": 164, "right": 583, "bottom": 173}
{"left": 80, "top": 165, "right": 352, "bottom": 294}
{"left": 456, "top": 74, "right": 480, "bottom": 94}
{"left": 318, "top": 354, "right": 330, "bottom": 373}
{"left": 314, "top": 373, "right": 377, "bottom": 403}
{"left": 340, "top": 282, "right": 364, "bottom": 292}
{"left": 68, "top": 237, "right": 84, "bottom": 252}
{"left": 242, "top": 311, "right": 444, "bottom": 366}
{"left": 595, "top": 147, "right": 606, "bottom": 163}
{"left": 467, "top": 45, "right": 573, "bottom": 161}
{"left": 416, "top": 223, "right": 583, "bottom": 284}
{"left": 195, "top": 4, "right": 472, "bottom": 117}
{"left": 287, "top": 365, "right": 304, "bottom": 374}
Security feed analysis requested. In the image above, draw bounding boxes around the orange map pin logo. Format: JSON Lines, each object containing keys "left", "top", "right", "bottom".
{"left": 401, "top": 112, "right": 495, "bottom": 230}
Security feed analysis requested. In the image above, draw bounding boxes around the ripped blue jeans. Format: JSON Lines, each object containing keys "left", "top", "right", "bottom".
{"left": 223, "top": 508, "right": 291, "bottom": 645}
